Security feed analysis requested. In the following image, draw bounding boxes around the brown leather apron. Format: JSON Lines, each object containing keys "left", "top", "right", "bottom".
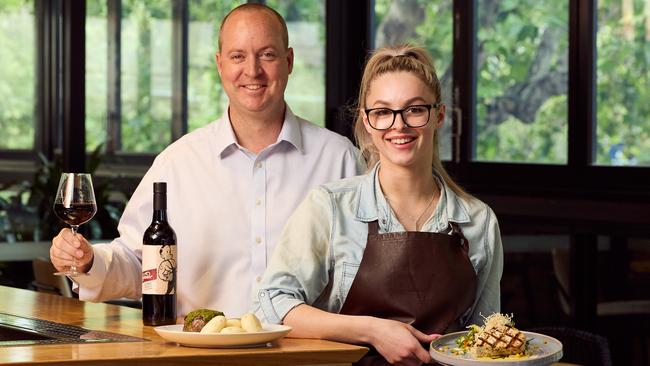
{"left": 340, "top": 221, "right": 477, "bottom": 365}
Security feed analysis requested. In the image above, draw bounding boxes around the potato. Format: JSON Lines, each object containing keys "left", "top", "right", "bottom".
{"left": 220, "top": 326, "right": 245, "bottom": 334}
{"left": 226, "top": 318, "right": 241, "bottom": 328}
{"left": 240, "top": 313, "right": 263, "bottom": 332}
{"left": 200, "top": 315, "right": 226, "bottom": 333}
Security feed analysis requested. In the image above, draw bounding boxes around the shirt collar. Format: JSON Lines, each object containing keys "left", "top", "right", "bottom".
{"left": 276, "top": 105, "right": 303, "bottom": 152}
{"left": 354, "top": 162, "right": 471, "bottom": 228}
{"left": 354, "top": 163, "right": 381, "bottom": 222}
{"left": 213, "top": 105, "right": 303, "bottom": 157}
{"left": 213, "top": 109, "right": 239, "bottom": 156}
{"left": 441, "top": 178, "right": 471, "bottom": 224}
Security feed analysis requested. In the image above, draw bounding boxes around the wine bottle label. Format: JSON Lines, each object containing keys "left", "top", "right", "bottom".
{"left": 142, "top": 244, "right": 177, "bottom": 295}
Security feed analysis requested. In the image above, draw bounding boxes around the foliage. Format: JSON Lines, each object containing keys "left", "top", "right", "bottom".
{"left": 0, "top": 0, "right": 29, "bottom": 13}
{"left": 0, "top": 0, "right": 34, "bottom": 149}
{"left": 374, "top": 0, "right": 648, "bottom": 165}
{"left": 267, "top": 0, "right": 326, "bottom": 126}
{"left": 266, "top": 0, "right": 323, "bottom": 23}
{"left": 595, "top": 0, "right": 650, "bottom": 165}
{"left": 187, "top": 0, "right": 243, "bottom": 131}
{"left": 2, "top": 0, "right": 648, "bottom": 162}
{"left": 474, "top": 0, "right": 569, "bottom": 163}
{"left": 87, "top": 0, "right": 326, "bottom": 152}
{"left": 0, "top": 145, "right": 122, "bottom": 242}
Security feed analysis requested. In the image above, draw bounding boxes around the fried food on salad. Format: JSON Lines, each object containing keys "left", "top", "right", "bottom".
{"left": 183, "top": 309, "right": 264, "bottom": 334}
{"left": 183, "top": 309, "right": 225, "bottom": 332}
{"left": 454, "top": 313, "right": 527, "bottom": 358}
{"left": 472, "top": 314, "right": 526, "bottom": 357}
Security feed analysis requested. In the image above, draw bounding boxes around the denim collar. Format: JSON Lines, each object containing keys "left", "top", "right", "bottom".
{"left": 354, "top": 163, "right": 471, "bottom": 231}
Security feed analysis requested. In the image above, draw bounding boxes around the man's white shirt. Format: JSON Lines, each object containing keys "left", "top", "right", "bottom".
{"left": 73, "top": 106, "right": 361, "bottom": 317}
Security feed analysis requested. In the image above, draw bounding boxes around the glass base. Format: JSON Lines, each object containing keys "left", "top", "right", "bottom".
{"left": 53, "top": 271, "right": 89, "bottom": 277}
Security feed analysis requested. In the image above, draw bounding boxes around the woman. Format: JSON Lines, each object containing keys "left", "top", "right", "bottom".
{"left": 253, "top": 44, "right": 503, "bottom": 365}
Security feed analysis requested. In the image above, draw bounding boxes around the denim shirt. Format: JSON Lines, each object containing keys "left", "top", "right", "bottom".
{"left": 253, "top": 163, "right": 503, "bottom": 330}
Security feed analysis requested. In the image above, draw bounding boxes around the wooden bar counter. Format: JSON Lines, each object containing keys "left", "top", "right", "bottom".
{"left": 0, "top": 286, "right": 367, "bottom": 366}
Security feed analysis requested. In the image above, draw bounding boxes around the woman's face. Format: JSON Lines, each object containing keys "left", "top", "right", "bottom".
{"left": 363, "top": 71, "right": 444, "bottom": 170}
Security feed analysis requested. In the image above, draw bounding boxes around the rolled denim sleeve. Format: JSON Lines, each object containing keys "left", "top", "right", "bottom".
{"left": 255, "top": 288, "right": 305, "bottom": 324}
{"left": 253, "top": 188, "right": 333, "bottom": 324}
{"left": 468, "top": 206, "right": 503, "bottom": 325}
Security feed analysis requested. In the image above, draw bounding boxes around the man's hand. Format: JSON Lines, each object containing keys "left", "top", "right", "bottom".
{"left": 50, "top": 228, "right": 94, "bottom": 274}
{"left": 367, "top": 317, "right": 440, "bottom": 366}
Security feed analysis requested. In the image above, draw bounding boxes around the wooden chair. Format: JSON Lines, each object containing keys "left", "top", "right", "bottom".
{"left": 31, "top": 257, "right": 142, "bottom": 308}
{"left": 31, "top": 257, "right": 73, "bottom": 298}
{"left": 529, "top": 326, "right": 612, "bottom": 366}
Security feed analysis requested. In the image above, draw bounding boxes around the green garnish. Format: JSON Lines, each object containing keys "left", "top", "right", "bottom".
{"left": 525, "top": 338, "right": 534, "bottom": 350}
{"left": 454, "top": 325, "right": 480, "bottom": 350}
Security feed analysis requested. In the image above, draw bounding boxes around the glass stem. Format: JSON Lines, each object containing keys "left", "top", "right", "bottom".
{"left": 70, "top": 225, "right": 79, "bottom": 274}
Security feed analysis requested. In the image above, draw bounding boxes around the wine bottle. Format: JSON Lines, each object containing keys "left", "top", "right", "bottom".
{"left": 142, "top": 182, "right": 177, "bottom": 326}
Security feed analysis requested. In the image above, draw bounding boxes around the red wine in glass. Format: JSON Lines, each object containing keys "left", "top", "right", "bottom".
{"left": 53, "top": 173, "right": 97, "bottom": 277}
{"left": 53, "top": 202, "right": 97, "bottom": 227}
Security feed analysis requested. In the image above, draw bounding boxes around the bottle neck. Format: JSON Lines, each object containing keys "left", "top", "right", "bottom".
{"left": 152, "top": 209, "right": 167, "bottom": 222}
{"left": 153, "top": 193, "right": 167, "bottom": 222}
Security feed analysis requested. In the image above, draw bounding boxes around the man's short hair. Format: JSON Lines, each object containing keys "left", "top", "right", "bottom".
{"left": 218, "top": 4, "right": 289, "bottom": 51}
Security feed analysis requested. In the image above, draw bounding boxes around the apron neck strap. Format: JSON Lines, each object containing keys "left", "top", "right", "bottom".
{"left": 369, "top": 221, "right": 467, "bottom": 248}
{"left": 368, "top": 220, "right": 380, "bottom": 234}
{"left": 449, "top": 222, "right": 461, "bottom": 234}
{"left": 449, "top": 222, "right": 469, "bottom": 249}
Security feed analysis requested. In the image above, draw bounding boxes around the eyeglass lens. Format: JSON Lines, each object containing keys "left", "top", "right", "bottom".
{"left": 368, "top": 105, "right": 431, "bottom": 130}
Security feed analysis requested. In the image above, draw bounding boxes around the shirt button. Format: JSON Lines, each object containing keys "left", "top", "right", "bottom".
{"left": 256, "top": 276, "right": 262, "bottom": 283}
{"left": 255, "top": 236, "right": 262, "bottom": 244}
{"left": 256, "top": 162, "right": 263, "bottom": 169}
{"left": 255, "top": 198, "right": 262, "bottom": 206}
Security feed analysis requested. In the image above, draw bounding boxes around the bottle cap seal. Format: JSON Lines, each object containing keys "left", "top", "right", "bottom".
{"left": 154, "top": 182, "right": 167, "bottom": 194}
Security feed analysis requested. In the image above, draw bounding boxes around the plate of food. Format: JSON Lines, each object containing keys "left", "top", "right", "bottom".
{"left": 430, "top": 314, "right": 563, "bottom": 366}
{"left": 154, "top": 309, "right": 292, "bottom": 348}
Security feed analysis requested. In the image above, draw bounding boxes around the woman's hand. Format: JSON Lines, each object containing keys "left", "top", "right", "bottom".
{"left": 366, "top": 317, "right": 440, "bottom": 366}
{"left": 282, "top": 305, "right": 441, "bottom": 366}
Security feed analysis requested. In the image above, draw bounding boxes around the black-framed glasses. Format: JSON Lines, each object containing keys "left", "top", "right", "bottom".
{"left": 364, "top": 103, "right": 441, "bottom": 130}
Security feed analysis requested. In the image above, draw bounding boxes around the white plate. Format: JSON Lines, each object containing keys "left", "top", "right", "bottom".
{"left": 154, "top": 323, "right": 292, "bottom": 348}
{"left": 430, "top": 331, "right": 563, "bottom": 366}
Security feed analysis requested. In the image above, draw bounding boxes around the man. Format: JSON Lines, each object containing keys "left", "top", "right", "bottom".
{"left": 50, "top": 4, "right": 360, "bottom": 317}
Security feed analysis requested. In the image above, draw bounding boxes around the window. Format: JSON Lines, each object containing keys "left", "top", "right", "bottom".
{"left": 121, "top": 1, "right": 173, "bottom": 153}
{"left": 596, "top": 0, "right": 650, "bottom": 166}
{"left": 373, "top": 0, "right": 453, "bottom": 160}
{"left": 187, "top": 0, "right": 243, "bottom": 132}
{"left": 86, "top": 0, "right": 173, "bottom": 154}
{"left": 86, "top": 0, "right": 327, "bottom": 152}
{"left": 269, "top": 0, "right": 326, "bottom": 126}
{"left": 475, "top": 0, "right": 569, "bottom": 164}
{"left": 86, "top": 0, "right": 108, "bottom": 152}
{"left": 3, "top": 0, "right": 649, "bottom": 190}
{"left": 0, "top": 1, "right": 35, "bottom": 150}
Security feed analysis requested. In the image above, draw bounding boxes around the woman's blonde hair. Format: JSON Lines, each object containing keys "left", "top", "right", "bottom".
{"left": 353, "top": 44, "right": 469, "bottom": 199}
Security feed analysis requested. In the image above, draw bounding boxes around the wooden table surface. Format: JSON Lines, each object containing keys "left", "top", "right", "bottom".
{"left": 0, "top": 286, "right": 367, "bottom": 366}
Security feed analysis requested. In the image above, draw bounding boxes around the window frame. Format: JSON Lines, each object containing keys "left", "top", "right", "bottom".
{"left": 98, "top": 0, "right": 186, "bottom": 161}
{"left": 1, "top": 0, "right": 648, "bottom": 201}
{"left": 445, "top": 0, "right": 650, "bottom": 331}
{"left": 446, "top": 0, "right": 650, "bottom": 200}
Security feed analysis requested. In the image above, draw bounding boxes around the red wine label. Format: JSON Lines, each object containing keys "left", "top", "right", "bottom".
{"left": 142, "top": 244, "right": 177, "bottom": 295}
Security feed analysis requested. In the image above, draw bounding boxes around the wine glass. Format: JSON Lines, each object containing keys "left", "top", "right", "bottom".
{"left": 53, "top": 173, "right": 97, "bottom": 276}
